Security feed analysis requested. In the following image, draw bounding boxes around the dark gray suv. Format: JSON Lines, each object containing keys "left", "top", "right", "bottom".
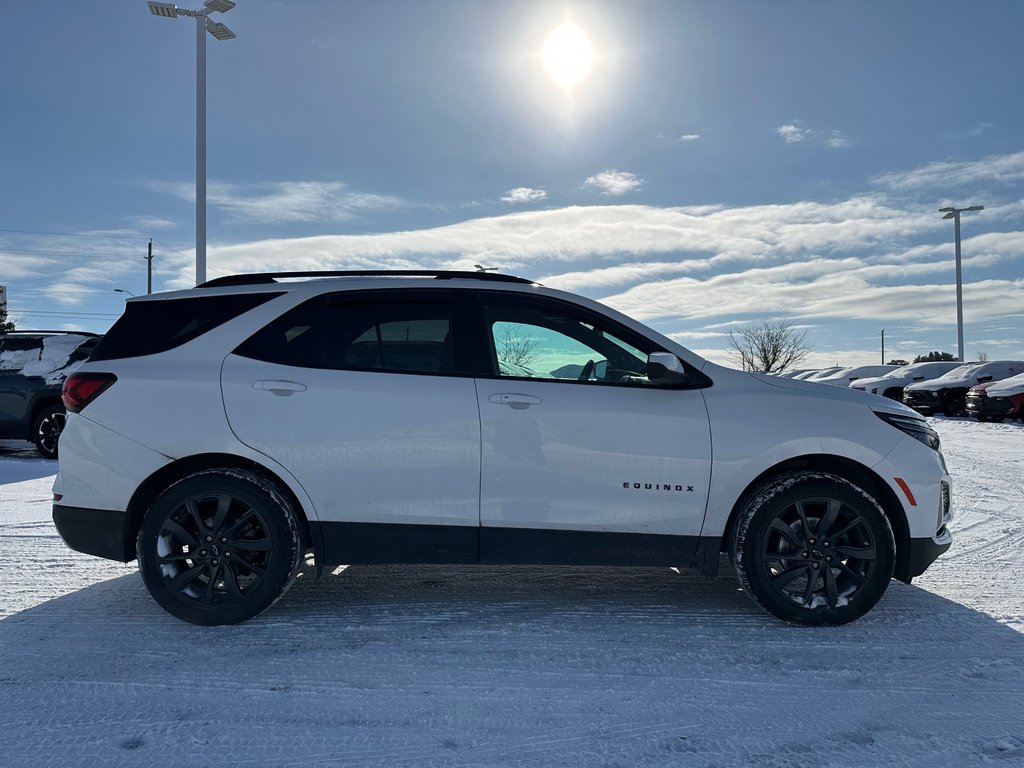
{"left": 0, "top": 331, "right": 101, "bottom": 458}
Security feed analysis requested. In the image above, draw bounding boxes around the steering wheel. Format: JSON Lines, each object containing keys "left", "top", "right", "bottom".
{"left": 578, "top": 359, "right": 596, "bottom": 381}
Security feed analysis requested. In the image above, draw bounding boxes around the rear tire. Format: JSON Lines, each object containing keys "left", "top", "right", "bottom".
{"left": 731, "top": 472, "right": 895, "bottom": 626}
{"left": 137, "top": 469, "right": 302, "bottom": 625}
{"left": 32, "top": 404, "right": 65, "bottom": 460}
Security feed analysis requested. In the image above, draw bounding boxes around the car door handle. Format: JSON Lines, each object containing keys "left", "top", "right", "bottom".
{"left": 253, "top": 380, "right": 308, "bottom": 396}
{"left": 488, "top": 393, "right": 542, "bottom": 409}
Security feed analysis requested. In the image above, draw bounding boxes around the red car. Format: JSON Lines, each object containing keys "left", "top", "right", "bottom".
{"left": 966, "top": 373, "right": 1024, "bottom": 422}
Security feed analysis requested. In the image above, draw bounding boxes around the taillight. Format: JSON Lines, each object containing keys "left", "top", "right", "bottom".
{"left": 62, "top": 373, "right": 117, "bottom": 413}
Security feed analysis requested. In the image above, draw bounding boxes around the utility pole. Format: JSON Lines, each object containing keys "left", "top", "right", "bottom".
{"left": 881, "top": 329, "right": 885, "bottom": 365}
{"left": 146, "top": 239, "right": 154, "bottom": 294}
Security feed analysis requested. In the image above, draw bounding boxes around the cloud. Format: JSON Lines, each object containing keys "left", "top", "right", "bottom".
{"left": 969, "top": 122, "right": 994, "bottom": 137}
{"left": 601, "top": 265, "right": 1024, "bottom": 330}
{"left": 677, "top": 134, "right": 701, "bottom": 142}
{"left": 150, "top": 180, "right": 409, "bottom": 223}
{"left": 872, "top": 149, "right": 1024, "bottom": 191}
{"left": 129, "top": 215, "right": 178, "bottom": 231}
{"left": 501, "top": 187, "right": 548, "bottom": 204}
{"left": 189, "top": 189, "right": 1023, "bottom": 290}
{"left": 776, "top": 123, "right": 812, "bottom": 143}
{"left": 826, "top": 130, "right": 851, "bottom": 149}
{"left": 582, "top": 170, "right": 643, "bottom": 196}
{"left": 777, "top": 122, "right": 851, "bottom": 149}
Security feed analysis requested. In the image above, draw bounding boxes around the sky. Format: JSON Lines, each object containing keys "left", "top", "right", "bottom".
{"left": 1, "top": 0, "right": 1023, "bottom": 368}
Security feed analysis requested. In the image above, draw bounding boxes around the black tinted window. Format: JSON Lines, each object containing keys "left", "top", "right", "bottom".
{"left": 90, "top": 293, "right": 281, "bottom": 361}
{"left": 329, "top": 301, "right": 451, "bottom": 373}
{"left": 234, "top": 297, "right": 326, "bottom": 368}
{"left": 236, "top": 294, "right": 454, "bottom": 375}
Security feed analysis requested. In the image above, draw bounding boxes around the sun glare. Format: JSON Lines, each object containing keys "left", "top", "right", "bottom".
{"left": 541, "top": 22, "right": 595, "bottom": 91}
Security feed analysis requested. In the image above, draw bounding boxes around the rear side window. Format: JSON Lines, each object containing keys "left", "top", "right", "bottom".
{"left": 90, "top": 293, "right": 281, "bottom": 361}
{"left": 235, "top": 293, "right": 455, "bottom": 375}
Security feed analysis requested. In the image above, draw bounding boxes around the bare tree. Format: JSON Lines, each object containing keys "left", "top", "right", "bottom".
{"left": 498, "top": 324, "right": 539, "bottom": 368}
{"left": 726, "top": 318, "right": 813, "bottom": 373}
{"left": 976, "top": 352, "right": 989, "bottom": 362}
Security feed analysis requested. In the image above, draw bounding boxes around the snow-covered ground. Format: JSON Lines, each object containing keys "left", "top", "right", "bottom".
{"left": 1, "top": 420, "right": 1022, "bottom": 767}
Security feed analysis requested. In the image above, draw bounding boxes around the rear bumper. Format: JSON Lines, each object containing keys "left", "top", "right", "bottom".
{"left": 52, "top": 504, "right": 134, "bottom": 562}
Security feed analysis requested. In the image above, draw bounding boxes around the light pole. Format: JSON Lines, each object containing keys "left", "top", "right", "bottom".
{"left": 938, "top": 204, "right": 984, "bottom": 362}
{"left": 148, "top": 0, "right": 237, "bottom": 286}
{"left": 114, "top": 288, "right": 137, "bottom": 298}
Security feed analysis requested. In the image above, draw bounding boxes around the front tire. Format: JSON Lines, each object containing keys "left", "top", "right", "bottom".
{"left": 32, "top": 404, "right": 65, "bottom": 460}
{"left": 137, "top": 469, "right": 302, "bottom": 625}
{"left": 942, "top": 393, "right": 966, "bottom": 417}
{"left": 731, "top": 472, "right": 895, "bottom": 626}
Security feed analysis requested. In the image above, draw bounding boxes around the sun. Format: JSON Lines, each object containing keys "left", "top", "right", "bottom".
{"left": 541, "top": 22, "right": 595, "bottom": 91}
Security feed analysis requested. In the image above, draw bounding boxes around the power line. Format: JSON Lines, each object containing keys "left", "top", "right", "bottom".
{"left": 0, "top": 227, "right": 146, "bottom": 240}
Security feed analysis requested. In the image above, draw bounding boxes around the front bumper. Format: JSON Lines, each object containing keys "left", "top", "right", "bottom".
{"left": 903, "top": 389, "right": 940, "bottom": 415}
{"left": 898, "top": 530, "right": 952, "bottom": 582}
{"left": 53, "top": 504, "right": 134, "bottom": 562}
{"left": 966, "top": 395, "right": 1014, "bottom": 418}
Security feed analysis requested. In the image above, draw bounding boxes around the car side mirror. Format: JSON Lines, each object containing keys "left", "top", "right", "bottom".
{"left": 647, "top": 352, "right": 690, "bottom": 385}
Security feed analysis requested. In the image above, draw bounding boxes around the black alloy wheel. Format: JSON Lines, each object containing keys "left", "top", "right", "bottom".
{"left": 137, "top": 470, "right": 302, "bottom": 625}
{"left": 32, "top": 404, "right": 66, "bottom": 460}
{"left": 732, "top": 472, "right": 895, "bottom": 625}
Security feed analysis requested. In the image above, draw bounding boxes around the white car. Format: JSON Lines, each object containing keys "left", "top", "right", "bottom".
{"left": 851, "top": 361, "right": 963, "bottom": 401}
{"left": 807, "top": 365, "right": 898, "bottom": 387}
{"left": 53, "top": 271, "right": 952, "bottom": 626}
{"left": 801, "top": 367, "right": 843, "bottom": 381}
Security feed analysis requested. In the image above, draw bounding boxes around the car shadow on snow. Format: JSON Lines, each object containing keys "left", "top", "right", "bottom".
{"left": 2, "top": 564, "right": 1023, "bottom": 767}
{"left": 0, "top": 440, "right": 55, "bottom": 483}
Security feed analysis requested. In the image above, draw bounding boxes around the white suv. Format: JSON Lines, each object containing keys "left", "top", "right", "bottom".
{"left": 53, "top": 271, "right": 952, "bottom": 626}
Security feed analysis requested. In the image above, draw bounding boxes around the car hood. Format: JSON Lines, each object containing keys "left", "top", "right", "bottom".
{"left": 849, "top": 374, "right": 894, "bottom": 390}
{"left": 749, "top": 372, "right": 918, "bottom": 416}
{"left": 985, "top": 375, "right": 1024, "bottom": 398}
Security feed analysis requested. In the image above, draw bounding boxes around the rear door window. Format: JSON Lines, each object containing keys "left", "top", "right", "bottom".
{"left": 235, "top": 291, "right": 460, "bottom": 376}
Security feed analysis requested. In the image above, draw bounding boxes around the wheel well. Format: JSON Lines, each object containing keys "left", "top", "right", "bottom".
{"left": 125, "top": 453, "right": 316, "bottom": 561}
{"left": 721, "top": 454, "right": 912, "bottom": 580}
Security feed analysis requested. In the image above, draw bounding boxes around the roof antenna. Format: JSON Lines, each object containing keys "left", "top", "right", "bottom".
{"left": 474, "top": 264, "right": 498, "bottom": 272}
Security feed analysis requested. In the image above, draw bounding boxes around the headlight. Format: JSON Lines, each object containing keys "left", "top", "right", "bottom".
{"left": 875, "top": 411, "right": 941, "bottom": 451}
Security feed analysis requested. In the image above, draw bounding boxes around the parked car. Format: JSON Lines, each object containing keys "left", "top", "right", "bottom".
{"left": 851, "top": 361, "right": 962, "bottom": 401}
{"left": 966, "top": 372, "right": 1024, "bottom": 422}
{"left": 771, "top": 369, "right": 816, "bottom": 379}
{"left": 53, "top": 270, "right": 952, "bottom": 627}
{"left": 904, "top": 361, "right": 1024, "bottom": 417}
{"left": 809, "top": 364, "right": 898, "bottom": 387}
{"left": 800, "top": 367, "right": 842, "bottom": 381}
{"left": 0, "top": 331, "right": 101, "bottom": 458}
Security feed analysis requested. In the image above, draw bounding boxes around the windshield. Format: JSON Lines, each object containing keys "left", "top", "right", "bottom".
{"left": 934, "top": 364, "right": 978, "bottom": 381}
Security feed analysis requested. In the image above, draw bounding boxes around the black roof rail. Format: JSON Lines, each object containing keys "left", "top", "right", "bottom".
{"left": 0, "top": 330, "right": 102, "bottom": 337}
{"left": 198, "top": 270, "right": 536, "bottom": 289}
